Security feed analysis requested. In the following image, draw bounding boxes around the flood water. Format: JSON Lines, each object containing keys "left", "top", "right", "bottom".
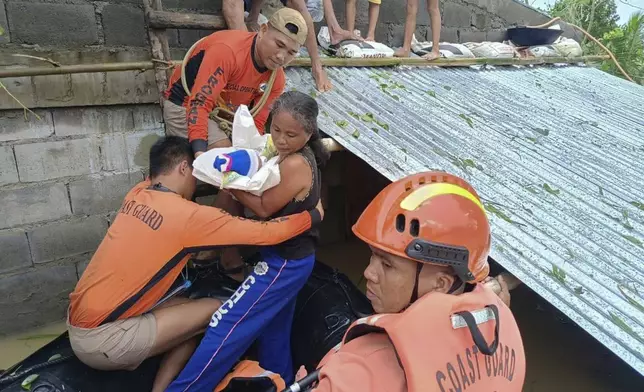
{"left": 1, "top": 239, "right": 643, "bottom": 390}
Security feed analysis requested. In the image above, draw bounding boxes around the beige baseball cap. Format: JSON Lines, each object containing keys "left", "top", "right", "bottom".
{"left": 268, "top": 8, "right": 308, "bottom": 46}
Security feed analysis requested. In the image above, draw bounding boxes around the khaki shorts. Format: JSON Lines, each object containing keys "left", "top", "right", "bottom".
{"left": 163, "top": 99, "right": 230, "bottom": 145}
{"left": 67, "top": 310, "right": 157, "bottom": 371}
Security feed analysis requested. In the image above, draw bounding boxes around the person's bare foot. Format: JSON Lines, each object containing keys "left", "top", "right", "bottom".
{"left": 394, "top": 48, "right": 411, "bottom": 57}
{"left": 328, "top": 27, "right": 363, "bottom": 45}
{"left": 421, "top": 50, "right": 440, "bottom": 61}
{"left": 312, "top": 66, "right": 332, "bottom": 92}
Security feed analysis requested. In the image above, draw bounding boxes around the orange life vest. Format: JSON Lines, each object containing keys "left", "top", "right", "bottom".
{"left": 335, "top": 284, "right": 526, "bottom": 392}
{"left": 214, "top": 360, "right": 286, "bottom": 392}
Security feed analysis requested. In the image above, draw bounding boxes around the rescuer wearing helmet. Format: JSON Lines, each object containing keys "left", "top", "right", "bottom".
{"left": 308, "top": 171, "right": 526, "bottom": 392}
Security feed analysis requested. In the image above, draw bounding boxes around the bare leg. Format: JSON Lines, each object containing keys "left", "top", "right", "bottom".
{"left": 149, "top": 297, "right": 221, "bottom": 356}
{"left": 420, "top": 0, "right": 441, "bottom": 60}
{"left": 393, "top": 0, "right": 418, "bottom": 57}
{"left": 345, "top": 0, "right": 357, "bottom": 33}
{"left": 151, "top": 336, "right": 199, "bottom": 392}
{"left": 322, "top": 0, "right": 362, "bottom": 45}
{"left": 366, "top": 2, "right": 380, "bottom": 41}
{"left": 246, "top": 0, "right": 267, "bottom": 31}
{"left": 223, "top": 0, "right": 248, "bottom": 31}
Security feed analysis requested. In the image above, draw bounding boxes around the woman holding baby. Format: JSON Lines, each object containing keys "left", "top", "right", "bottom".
{"left": 167, "top": 91, "right": 329, "bottom": 391}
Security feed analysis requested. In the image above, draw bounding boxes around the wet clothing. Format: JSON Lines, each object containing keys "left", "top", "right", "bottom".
{"left": 163, "top": 30, "right": 285, "bottom": 154}
{"left": 68, "top": 179, "right": 320, "bottom": 330}
{"left": 167, "top": 147, "right": 320, "bottom": 392}
{"left": 314, "top": 284, "right": 526, "bottom": 392}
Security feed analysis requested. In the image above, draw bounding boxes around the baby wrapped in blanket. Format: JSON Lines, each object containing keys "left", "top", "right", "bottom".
{"left": 211, "top": 135, "right": 278, "bottom": 187}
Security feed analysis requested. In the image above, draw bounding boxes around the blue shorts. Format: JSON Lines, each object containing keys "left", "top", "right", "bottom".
{"left": 166, "top": 248, "right": 316, "bottom": 392}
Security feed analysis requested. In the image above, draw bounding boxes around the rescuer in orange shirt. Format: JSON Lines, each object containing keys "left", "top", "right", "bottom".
{"left": 295, "top": 171, "right": 526, "bottom": 392}
{"left": 66, "top": 136, "right": 323, "bottom": 392}
{"left": 162, "top": 8, "right": 308, "bottom": 157}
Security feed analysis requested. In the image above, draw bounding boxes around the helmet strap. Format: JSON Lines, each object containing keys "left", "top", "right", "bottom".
{"left": 409, "top": 262, "right": 424, "bottom": 304}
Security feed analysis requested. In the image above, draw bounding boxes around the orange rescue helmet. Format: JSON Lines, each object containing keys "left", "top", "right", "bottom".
{"left": 352, "top": 171, "right": 491, "bottom": 283}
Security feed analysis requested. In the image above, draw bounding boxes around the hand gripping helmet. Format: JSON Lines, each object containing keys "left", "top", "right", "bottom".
{"left": 352, "top": 171, "right": 491, "bottom": 285}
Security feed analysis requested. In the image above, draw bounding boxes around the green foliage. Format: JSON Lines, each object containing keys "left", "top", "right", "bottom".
{"left": 548, "top": 0, "right": 644, "bottom": 84}
{"left": 599, "top": 12, "right": 644, "bottom": 84}
{"left": 548, "top": 0, "right": 619, "bottom": 40}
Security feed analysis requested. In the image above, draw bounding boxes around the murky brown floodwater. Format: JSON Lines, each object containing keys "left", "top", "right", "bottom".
{"left": 1, "top": 239, "right": 642, "bottom": 390}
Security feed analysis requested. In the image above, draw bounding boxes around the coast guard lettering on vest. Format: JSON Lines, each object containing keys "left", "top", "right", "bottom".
{"left": 436, "top": 341, "right": 517, "bottom": 392}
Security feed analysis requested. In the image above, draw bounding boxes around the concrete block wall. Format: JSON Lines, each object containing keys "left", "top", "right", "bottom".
{"left": 0, "top": 104, "right": 164, "bottom": 334}
{"left": 0, "top": 0, "right": 226, "bottom": 50}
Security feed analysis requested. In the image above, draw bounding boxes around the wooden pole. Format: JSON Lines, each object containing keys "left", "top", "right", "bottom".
{"left": 142, "top": 0, "right": 171, "bottom": 105}
{"left": 148, "top": 10, "right": 227, "bottom": 30}
{"left": 0, "top": 55, "right": 609, "bottom": 78}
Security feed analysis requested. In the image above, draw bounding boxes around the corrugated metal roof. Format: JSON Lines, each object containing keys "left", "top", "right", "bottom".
{"left": 285, "top": 64, "right": 644, "bottom": 375}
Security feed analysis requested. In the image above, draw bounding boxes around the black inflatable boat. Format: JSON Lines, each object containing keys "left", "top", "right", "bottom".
{"left": 0, "top": 260, "right": 373, "bottom": 392}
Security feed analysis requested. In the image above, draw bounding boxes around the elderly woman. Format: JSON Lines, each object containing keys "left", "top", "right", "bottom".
{"left": 167, "top": 91, "right": 330, "bottom": 392}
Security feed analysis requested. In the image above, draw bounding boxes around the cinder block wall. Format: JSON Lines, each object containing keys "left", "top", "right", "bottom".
{"left": 0, "top": 105, "right": 164, "bottom": 334}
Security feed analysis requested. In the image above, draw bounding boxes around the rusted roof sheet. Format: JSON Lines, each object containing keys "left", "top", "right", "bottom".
{"left": 285, "top": 64, "right": 644, "bottom": 375}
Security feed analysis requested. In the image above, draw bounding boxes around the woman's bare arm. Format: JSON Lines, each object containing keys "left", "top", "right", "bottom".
{"left": 230, "top": 154, "right": 313, "bottom": 218}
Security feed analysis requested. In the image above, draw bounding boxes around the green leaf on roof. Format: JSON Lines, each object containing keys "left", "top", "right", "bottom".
{"left": 550, "top": 266, "right": 567, "bottom": 284}
{"left": 443, "top": 85, "right": 452, "bottom": 91}
{"left": 401, "top": 147, "right": 407, "bottom": 153}
{"left": 574, "top": 286, "right": 584, "bottom": 295}
{"left": 392, "top": 95, "right": 400, "bottom": 101}
{"left": 630, "top": 201, "right": 644, "bottom": 211}
{"left": 599, "top": 186, "right": 605, "bottom": 197}
{"left": 618, "top": 286, "right": 644, "bottom": 313}
{"left": 543, "top": 183, "right": 560, "bottom": 196}
{"left": 347, "top": 111, "right": 360, "bottom": 119}
{"left": 375, "top": 119, "right": 389, "bottom": 131}
{"left": 309, "top": 90, "right": 318, "bottom": 98}
{"left": 322, "top": 111, "right": 329, "bottom": 118}
{"left": 459, "top": 114, "right": 474, "bottom": 128}
{"left": 426, "top": 90, "right": 436, "bottom": 98}
{"left": 524, "top": 184, "right": 539, "bottom": 194}
{"left": 360, "top": 113, "right": 375, "bottom": 123}
{"left": 334, "top": 120, "right": 348, "bottom": 129}
{"left": 609, "top": 312, "right": 644, "bottom": 344}
{"left": 534, "top": 128, "right": 550, "bottom": 136}
{"left": 483, "top": 203, "right": 514, "bottom": 224}
{"left": 622, "top": 235, "right": 643, "bottom": 247}
{"left": 352, "top": 129, "right": 360, "bottom": 139}
{"left": 526, "top": 137, "right": 538, "bottom": 143}
{"left": 371, "top": 127, "right": 380, "bottom": 133}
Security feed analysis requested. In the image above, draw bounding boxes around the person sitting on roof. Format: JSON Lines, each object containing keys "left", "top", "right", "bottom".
{"left": 300, "top": 171, "right": 526, "bottom": 391}
{"left": 162, "top": 8, "right": 307, "bottom": 155}
{"left": 224, "top": 0, "right": 362, "bottom": 92}
{"left": 394, "top": 0, "right": 441, "bottom": 60}
{"left": 65, "top": 136, "right": 324, "bottom": 392}
{"left": 165, "top": 91, "right": 330, "bottom": 392}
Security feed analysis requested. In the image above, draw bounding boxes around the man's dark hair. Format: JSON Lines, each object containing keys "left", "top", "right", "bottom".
{"left": 149, "top": 136, "right": 194, "bottom": 178}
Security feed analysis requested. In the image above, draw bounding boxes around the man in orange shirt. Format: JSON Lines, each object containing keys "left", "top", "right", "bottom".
{"left": 66, "top": 136, "right": 323, "bottom": 392}
{"left": 297, "top": 172, "right": 525, "bottom": 392}
{"left": 162, "top": 8, "right": 307, "bottom": 157}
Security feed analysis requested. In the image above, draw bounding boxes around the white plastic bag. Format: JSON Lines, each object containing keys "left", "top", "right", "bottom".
{"left": 317, "top": 26, "right": 394, "bottom": 58}
{"left": 553, "top": 37, "right": 583, "bottom": 57}
{"left": 192, "top": 105, "right": 281, "bottom": 196}
{"left": 464, "top": 42, "right": 518, "bottom": 58}
{"left": 411, "top": 34, "right": 475, "bottom": 58}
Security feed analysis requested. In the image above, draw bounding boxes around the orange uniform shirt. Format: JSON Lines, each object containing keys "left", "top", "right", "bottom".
{"left": 314, "top": 334, "right": 406, "bottom": 392}
{"left": 164, "top": 30, "right": 285, "bottom": 153}
{"left": 68, "top": 180, "right": 318, "bottom": 329}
